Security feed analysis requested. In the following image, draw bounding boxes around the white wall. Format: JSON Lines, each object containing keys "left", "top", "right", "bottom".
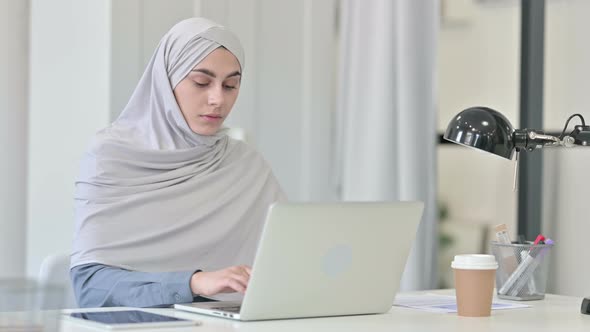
{"left": 543, "top": 0, "right": 590, "bottom": 296}
{"left": 110, "top": 0, "right": 194, "bottom": 119}
{"left": 110, "top": 0, "right": 142, "bottom": 121}
{"left": 438, "top": 0, "right": 521, "bottom": 132}
{"left": 27, "top": 0, "right": 112, "bottom": 277}
{"left": 0, "top": 0, "right": 29, "bottom": 278}
{"left": 438, "top": 0, "right": 520, "bottom": 237}
{"left": 195, "top": 0, "right": 338, "bottom": 201}
{"left": 26, "top": 0, "right": 197, "bottom": 278}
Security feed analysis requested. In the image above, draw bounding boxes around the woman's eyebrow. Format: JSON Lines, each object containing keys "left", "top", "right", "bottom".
{"left": 225, "top": 71, "right": 242, "bottom": 79}
{"left": 191, "top": 68, "right": 242, "bottom": 79}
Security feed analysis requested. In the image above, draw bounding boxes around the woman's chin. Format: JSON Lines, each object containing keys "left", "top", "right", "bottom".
{"left": 190, "top": 126, "right": 220, "bottom": 136}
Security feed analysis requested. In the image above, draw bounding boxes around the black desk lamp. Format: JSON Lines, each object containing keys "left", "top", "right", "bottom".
{"left": 443, "top": 106, "right": 590, "bottom": 314}
{"left": 444, "top": 106, "right": 590, "bottom": 157}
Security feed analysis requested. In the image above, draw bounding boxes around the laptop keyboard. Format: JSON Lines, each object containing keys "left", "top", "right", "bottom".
{"left": 212, "top": 306, "right": 241, "bottom": 313}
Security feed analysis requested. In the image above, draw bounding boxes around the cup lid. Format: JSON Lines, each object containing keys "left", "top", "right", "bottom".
{"left": 451, "top": 254, "right": 498, "bottom": 270}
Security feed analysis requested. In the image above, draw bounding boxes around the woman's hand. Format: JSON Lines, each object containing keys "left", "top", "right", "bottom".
{"left": 190, "top": 265, "right": 252, "bottom": 297}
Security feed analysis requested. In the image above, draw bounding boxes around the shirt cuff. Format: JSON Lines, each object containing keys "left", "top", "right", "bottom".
{"left": 161, "top": 270, "right": 197, "bottom": 304}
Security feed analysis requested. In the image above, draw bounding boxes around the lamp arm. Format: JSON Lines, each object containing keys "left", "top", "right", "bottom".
{"left": 513, "top": 129, "right": 561, "bottom": 152}
{"left": 529, "top": 131, "right": 561, "bottom": 147}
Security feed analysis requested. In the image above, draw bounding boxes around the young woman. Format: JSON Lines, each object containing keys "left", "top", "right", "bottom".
{"left": 70, "top": 17, "right": 285, "bottom": 308}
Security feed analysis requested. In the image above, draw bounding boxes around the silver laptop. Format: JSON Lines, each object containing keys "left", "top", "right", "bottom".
{"left": 174, "top": 201, "right": 424, "bottom": 321}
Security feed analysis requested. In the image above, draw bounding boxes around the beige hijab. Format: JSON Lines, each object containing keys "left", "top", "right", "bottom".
{"left": 71, "top": 18, "right": 285, "bottom": 300}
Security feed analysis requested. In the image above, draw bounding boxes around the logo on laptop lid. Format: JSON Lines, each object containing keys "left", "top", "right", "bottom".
{"left": 322, "top": 244, "right": 353, "bottom": 278}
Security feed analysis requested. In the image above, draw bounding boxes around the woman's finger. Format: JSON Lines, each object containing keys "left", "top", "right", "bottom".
{"left": 226, "top": 278, "right": 247, "bottom": 293}
{"left": 229, "top": 270, "right": 250, "bottom": 287}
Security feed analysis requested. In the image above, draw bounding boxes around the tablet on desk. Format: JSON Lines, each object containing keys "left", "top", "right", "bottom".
{"left": 63, "top": 310, "right": 199, "bottom": 330}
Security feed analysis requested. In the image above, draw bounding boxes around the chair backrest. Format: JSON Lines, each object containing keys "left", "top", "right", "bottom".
{"left": 38, "top": 253, "right": 77, "bottom": 308}
{"left": 226, "top": 127, "right": 249, "bottom": 142}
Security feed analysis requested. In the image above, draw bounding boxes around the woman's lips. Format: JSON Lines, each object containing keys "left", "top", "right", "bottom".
{"left": 200, "top": 114, "right": 223, "bottom": 122}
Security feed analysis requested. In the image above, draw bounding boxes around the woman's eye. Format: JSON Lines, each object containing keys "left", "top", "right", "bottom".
{"left": 223, "top": 85, "right": 237, "bottom": 90}
{"left": 194, "top": 81, "right": 209, "bottom": 87}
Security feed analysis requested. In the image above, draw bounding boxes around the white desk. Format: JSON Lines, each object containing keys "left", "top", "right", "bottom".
{"left": 60, "top": 290, "right": 590, "bottom": 332}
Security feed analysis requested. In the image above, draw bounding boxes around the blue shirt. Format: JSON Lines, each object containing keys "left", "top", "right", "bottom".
{"left": 70, "top": 264, "right": 208, "bottom": 308}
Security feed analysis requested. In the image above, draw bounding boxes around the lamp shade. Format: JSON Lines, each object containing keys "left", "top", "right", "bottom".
{"left": 444, "top": 107, "right": 516, "bottom": 160}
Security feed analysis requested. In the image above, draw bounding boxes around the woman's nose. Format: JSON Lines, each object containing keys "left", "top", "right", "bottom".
{"left": 208, "top": 86, "right": 224, "bottom": 106}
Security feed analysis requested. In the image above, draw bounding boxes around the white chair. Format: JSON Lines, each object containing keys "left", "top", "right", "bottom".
{"left": 226, "top": 127, "right": 249, "bottom": 142}
{"left": 38, "top": 253, "right": 77, "bottom": 308}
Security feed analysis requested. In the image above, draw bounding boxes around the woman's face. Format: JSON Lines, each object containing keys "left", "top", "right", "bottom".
{"left": 174, "top": 47, "right": 241, "bottom": 136}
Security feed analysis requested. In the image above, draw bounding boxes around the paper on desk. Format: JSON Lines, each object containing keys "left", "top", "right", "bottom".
{"left": 393, "top": 294, "right": 530, "bottom": 313}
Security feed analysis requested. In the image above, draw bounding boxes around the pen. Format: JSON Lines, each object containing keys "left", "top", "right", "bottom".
{"left": 518, "top": 250, "right": 537, "bottom": 295}
{"left": 499, "top": 250, "right": 536, "bottom": 295}
{"left": 494, "top": 224, "right": 512, "bottom": 244}
{"left": 519, "top": 249, "right": 537, "bottom": 294}
{"left": 494, "top": 224, "right": 518, "bottom": 286}
{"left": 533, "top": 234, "right": 545, "bottom": 246}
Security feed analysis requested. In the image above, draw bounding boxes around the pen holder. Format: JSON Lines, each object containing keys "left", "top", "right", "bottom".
{"left": 490, "top": 241, "right": 554, "bottom": 301}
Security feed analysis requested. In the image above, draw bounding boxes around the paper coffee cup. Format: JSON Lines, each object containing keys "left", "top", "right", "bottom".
{"left": 451, "top": 254, "right": 498, "bottom": 317}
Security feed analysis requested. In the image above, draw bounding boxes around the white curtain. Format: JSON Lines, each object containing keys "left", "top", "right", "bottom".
{"left": 335, "top": 0, "right": 439, "bottom": 290}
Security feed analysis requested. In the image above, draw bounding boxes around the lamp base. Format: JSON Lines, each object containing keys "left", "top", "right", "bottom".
{"left": 581, "top": 297, "right": 590, "bottom": 314}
